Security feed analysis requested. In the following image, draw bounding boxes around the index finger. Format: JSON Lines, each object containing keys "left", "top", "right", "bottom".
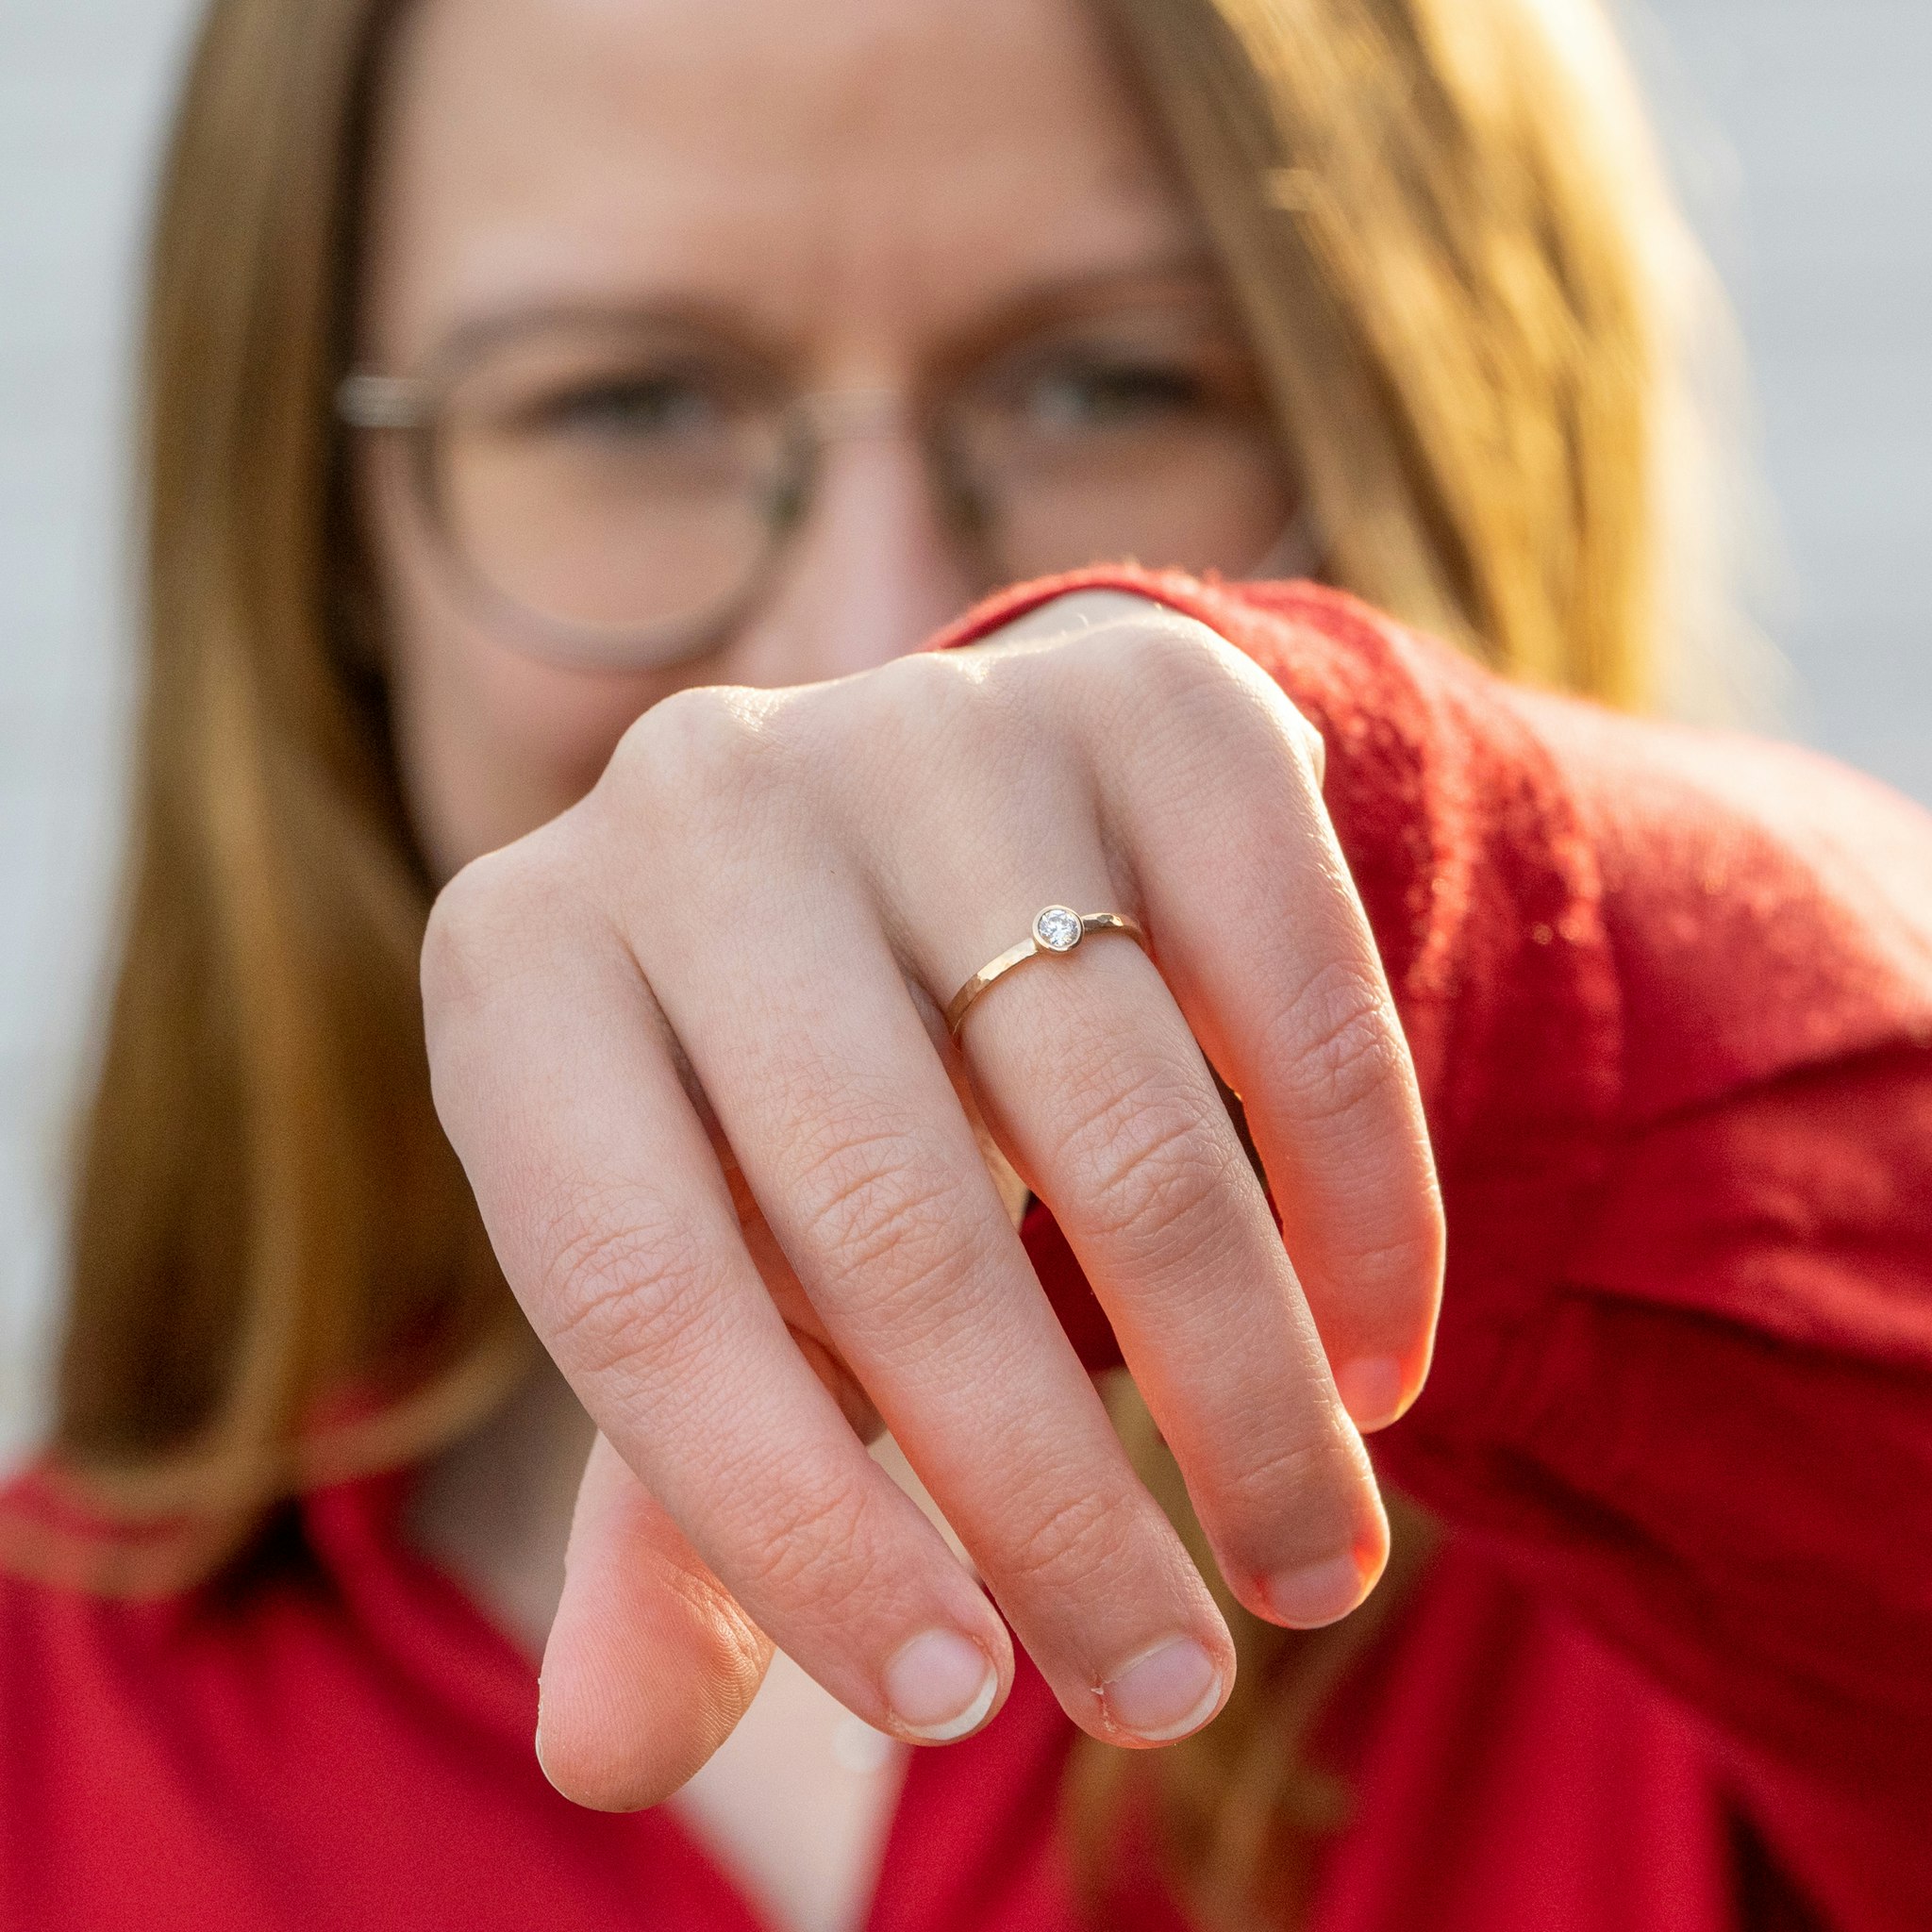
{"left": 421, "top": 835, "right": 1016, "bottom": 1748}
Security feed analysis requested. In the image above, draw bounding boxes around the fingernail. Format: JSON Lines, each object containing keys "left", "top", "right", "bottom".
{"left": 533, "top": 1705, "right": 566, "bottom": 1798}
{"left": 1336, "top": 1355, "right": 1409, "bottom": 1431}
{"left": 1102, "top": 1636, "right": 1224, "bottom": 1741}
{"left": 1265, "top": 1553, "right": 1369, "bottom": 1627}
{"left": 883, "top": 1630, "right": 999, "bottom": 1741}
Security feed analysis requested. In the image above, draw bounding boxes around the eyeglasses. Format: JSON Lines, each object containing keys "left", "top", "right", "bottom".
{"left": 338, "top": 284, "right": 1297, "bottom": 670}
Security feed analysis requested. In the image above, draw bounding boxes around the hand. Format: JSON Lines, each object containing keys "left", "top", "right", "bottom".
{"left": 422, "top": 589, "right": 1443, "bottom": 1807}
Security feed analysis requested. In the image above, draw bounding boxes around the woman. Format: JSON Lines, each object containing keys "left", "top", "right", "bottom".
{"left": 3, "top": 0, "right": 1928, "bottom": 1927}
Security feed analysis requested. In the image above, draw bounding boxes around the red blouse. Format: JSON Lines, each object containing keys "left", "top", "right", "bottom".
{"left": 4, "top": 574, "right": 1929, "bottom": 1932}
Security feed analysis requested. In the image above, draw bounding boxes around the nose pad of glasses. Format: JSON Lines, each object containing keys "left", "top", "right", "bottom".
{"left": 1248, "top": 503, "right": 1324, "bottom": 581}
{"left": 930, "top": 441, "right": 993, "bottom": 546}
{"left": 765, "top": 458, "right": 810, "bottom": 537}
{"left": 778, "top": 389, "right": 994, "bottom": 558}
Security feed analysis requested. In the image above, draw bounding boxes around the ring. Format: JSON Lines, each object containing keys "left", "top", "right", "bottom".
{"left": 944, "top": 906, "right": 1150, "bottom": 1037}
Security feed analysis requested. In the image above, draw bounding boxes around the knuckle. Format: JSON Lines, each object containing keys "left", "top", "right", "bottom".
{"left": 1002, "top": 1474, "right": 1136, "bottom": 1593}
{"left": 874, "top": 647, "right": 1018, "bottom": 772}
{"left": 873, "top": 641, "right": 969, "bottom": 712}
{"left": 1214, "top": 1427, "right": 1343, "bottom": 1522}
{"left": 1261, "top": 959, "right": 1407, "bottom": 1129}
{"left": 1113, "top": 611, "right": 1245, "bottom": 707}
{"left": 536, "top": 1193, "right": 716, "bottom": 1387}
{"left": 1115, "top": 614, "right": 1297, "bottom": 739}
{"left": 1059, "top": 1058, "right": 1240, "bottom": 1257}
{"left": 1288, "top": 705, "right": 1328, "bottom": 786}
{"left": 1339, "top": 1209, "right": 1447, "bottom": 1314}
{"left": 420, "top": 841, "right": 542, "bottom": 1019}
{"left": 603, "top": 682, "right": 785, "bottom": 827}
{"left": 740, "top": 1461, "right": 893, "bottom": 1614}
{"left": 1097, "top": 615, "right": 1318, "bottom": 797}
{"left": 786, "top": 1120, "right": 987, "bottom": 1319}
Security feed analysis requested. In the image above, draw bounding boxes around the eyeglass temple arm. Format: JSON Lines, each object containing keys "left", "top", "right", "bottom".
{"left": 337, "top": 371, "right": 428, "bottom": 430}
{"left": 334, "top": 375, "right": 908, "bottom": 444}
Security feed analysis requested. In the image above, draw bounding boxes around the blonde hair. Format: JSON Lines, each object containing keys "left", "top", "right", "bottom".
{"left": 30, "top": 0, "right": 1710, "bottom": 1919}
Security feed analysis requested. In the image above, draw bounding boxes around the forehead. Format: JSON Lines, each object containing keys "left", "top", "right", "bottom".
{"left": 361, "top": 0, "right": 1202, "bottom": 363}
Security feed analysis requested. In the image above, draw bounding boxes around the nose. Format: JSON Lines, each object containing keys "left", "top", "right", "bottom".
{"left": 727, "top": 408, "right": 978, "bottom": 686}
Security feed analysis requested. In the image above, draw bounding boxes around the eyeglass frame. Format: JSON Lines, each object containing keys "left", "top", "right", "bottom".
{"left": 336, "top": 297, "right": 1320, "bottom": 672}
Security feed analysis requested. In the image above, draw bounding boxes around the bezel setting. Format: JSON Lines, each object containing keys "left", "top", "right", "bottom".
{"left": 1033, "top": 906, "right": 1084, "bottom": 953}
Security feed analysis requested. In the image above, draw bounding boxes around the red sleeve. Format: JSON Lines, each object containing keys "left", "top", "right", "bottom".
{"left": 934, "top": 569, "right": 1932, "bottom": 1928}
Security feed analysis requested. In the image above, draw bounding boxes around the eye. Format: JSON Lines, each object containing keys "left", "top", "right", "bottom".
{"left": 526, "top": 368, "right": 727, "bottom": 441}
{"left": 1018, "top": 356, "right": 1212, "bottom": 432}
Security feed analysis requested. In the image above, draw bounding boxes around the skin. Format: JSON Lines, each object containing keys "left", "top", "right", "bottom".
{"left": 361, "top": 0, "right": 1444, "bottom": 1842}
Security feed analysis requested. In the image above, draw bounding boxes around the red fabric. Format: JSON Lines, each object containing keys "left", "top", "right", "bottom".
{"left": 6, "top": 574, "right": 1930, "bottom": 1930}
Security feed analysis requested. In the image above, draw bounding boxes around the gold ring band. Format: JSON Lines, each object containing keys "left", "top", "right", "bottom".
{"left": 944, "top": 906, "right": 1149, "bottom": 1037}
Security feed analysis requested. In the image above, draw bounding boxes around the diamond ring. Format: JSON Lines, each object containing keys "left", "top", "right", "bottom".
{"left": 943, "top": 906, "right": 1150, "bottom": 1037}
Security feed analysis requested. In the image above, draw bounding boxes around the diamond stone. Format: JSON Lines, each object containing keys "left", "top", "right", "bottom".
{"left": 1034, "top": 906, "right": 1083, "bottom": 952}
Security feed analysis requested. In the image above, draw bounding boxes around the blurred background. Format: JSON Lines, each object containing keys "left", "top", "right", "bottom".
{"left": 3, "top": 0, "right": 1929, "bottom": 1465}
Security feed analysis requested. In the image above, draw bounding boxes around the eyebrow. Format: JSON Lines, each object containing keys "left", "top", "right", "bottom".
{"left": 933, "top": 253, "right": 1237, "bottom": 373}
{"left": 408, "top": 248, "right": 1233, "bottom": 384}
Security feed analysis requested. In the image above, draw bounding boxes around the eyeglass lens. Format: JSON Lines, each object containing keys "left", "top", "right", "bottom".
{"left": 418, "top": 295, "right": 1295, "bottom": 663}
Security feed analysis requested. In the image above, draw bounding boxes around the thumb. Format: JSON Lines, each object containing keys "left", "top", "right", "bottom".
{"left": 537, "top": 1432, "right": 774, "bottom": 1809}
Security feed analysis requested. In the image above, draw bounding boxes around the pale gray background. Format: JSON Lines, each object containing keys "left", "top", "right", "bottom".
{"left": 3, "top": 0, "right": 1929, "bottom": 1463}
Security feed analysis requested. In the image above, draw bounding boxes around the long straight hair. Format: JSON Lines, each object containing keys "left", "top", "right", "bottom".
{"left": 27, "top": 0, "right": 1717, "bottom": 1918}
